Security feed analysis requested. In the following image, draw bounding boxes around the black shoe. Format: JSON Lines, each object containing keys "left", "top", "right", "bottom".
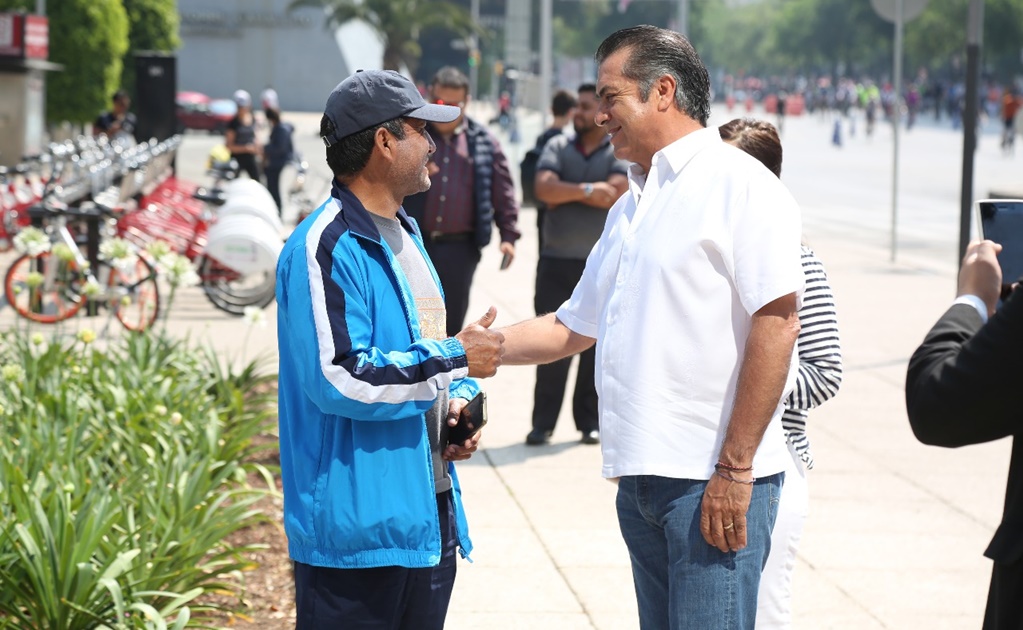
{"left": 581, "top": 430, "right": 600, "bottom": 445}
{"left": 526, "top": 429, "right": 552, "bottom": 446}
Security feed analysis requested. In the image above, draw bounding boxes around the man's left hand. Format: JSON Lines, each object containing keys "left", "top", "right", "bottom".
{"left": 499, "top": 241, "right": 515, "bottom": 268}
{"left": 699, "top": 473, "right": 753, "bottom": 553}
{"left": 443, "top": 397, "right": 481, "bottom": 461}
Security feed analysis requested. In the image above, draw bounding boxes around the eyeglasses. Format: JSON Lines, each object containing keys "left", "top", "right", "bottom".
{"left": 432, "top": 98, "right": 465, "bottom": 108}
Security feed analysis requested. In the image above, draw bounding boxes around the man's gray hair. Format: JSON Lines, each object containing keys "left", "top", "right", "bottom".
{"left": 595, "top": 25, "right": 710, "bottom": 126}
{"left": 431, "top": 66, "right": 470, "bottom": 92}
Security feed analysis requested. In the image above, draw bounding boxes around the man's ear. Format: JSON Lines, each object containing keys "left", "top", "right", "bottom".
{"left": 655, "top": 75, "right": 676, "bottom": 112}
{"left": 375, "top": 127, "right": 396, "bottom": 159}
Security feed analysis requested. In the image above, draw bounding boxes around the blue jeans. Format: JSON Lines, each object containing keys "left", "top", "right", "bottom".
{"left": 616, "top": 473, "right": 783, "bottom": 630}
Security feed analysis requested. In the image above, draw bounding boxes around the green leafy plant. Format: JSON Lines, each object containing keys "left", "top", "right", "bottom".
{"left": 0, "top": 328, "right": 278, "bottom": 628}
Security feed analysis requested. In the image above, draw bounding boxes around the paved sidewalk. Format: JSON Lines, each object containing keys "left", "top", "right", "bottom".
{"left": 4, "top": 103, "right": 1009, "bottom": 629}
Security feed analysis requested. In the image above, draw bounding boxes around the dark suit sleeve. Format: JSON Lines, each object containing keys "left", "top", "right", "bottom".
{"left": 906, "top": 290, "right": 1023, "bottom": 447}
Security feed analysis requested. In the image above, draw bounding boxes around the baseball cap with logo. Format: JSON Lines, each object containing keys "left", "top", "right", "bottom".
{"left": 321, "top": 69, "right": 460, "bottom": 147}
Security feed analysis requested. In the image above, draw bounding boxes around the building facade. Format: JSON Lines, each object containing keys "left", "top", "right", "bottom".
{"left": 178, "top": 0, "right": 384, "bottom": 112}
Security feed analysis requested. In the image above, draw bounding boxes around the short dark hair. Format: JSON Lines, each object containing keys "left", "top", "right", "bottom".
{"left": 431, "top": 66, "right": 469, "bottom": 93}
{"left": 113, "top": 90, "right": 129, "bottom": 103}
{"left": 718, "top": 118, "right": 783, "bottom": 178}
{"left": 321, "top": 115, "right": 406, "bottom": 180}
{"left": 595, "top": 25, "right": 710, "bottom": 126}
{"left": 551, "top": 89, "right": 578, "bottom": 116}
{"left": 577, "top": 83, "right": 597, "bottom": 96}
{"left": 265, "top": 107, "right": 281, "bottom": 124}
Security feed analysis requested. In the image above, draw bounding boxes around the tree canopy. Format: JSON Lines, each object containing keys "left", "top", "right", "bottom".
{"left": 0, "top": 0, "right": 180, "bottom": 125}
{"left": 289, "top": 0, "right": 481, "bottom": 75}
{"left": 119, "top": 0, "right": 180, "bottom": 97}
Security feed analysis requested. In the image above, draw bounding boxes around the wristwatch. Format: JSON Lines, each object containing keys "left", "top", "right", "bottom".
{"left": 583, "top": 183, "right": 594, "bottom": 198}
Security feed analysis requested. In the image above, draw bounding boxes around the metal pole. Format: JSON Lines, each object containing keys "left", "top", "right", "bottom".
{"left": 469, "top": 0, "right": 479, "bottom": 100}
{"left": 677, "top": 0, "right": 689, "bottom": 37}
{"left": 890, "top": 0, "right": 903, "bottom": 262}
{"left": 959, "top": 0, "right": 985, "bottom": 264}
{"left": 539, "top": 0, "right": 553, "bottom": 129}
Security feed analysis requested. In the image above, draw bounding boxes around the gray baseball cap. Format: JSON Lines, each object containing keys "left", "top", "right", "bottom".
{"left": 321, "top": 69, "right": 460, "bottom": 147}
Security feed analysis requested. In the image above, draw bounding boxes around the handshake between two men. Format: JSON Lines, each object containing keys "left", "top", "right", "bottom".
{"left": 441, "top": 306, "right": 505, "bottom": 462}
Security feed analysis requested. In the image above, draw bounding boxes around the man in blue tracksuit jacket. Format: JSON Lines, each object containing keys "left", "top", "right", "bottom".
{"left": 275, "top": 70, "right": 505, "bottom": 629}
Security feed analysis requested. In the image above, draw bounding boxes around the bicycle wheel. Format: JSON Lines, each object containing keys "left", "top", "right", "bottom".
{"left": 199, "top": 256, "right": 275, "bottom": 316}
{"left": 108, "top": 257, "right": 160, "bottom": 332}
{"left": 4, "top": 252, "right": 85, "bottom": 323}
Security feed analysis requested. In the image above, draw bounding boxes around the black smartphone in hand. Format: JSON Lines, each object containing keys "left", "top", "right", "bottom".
{"left": 499, "top": 252, "right": 512, "bottom": 270}
{"left": 447, "top": 392, "right": 487, "bottom": 445}
{"left": 975, "top": 199, "right": 1023, "bottom": 305}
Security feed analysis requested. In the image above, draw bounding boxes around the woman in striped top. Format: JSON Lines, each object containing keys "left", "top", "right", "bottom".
{"left": 719, "top": 118, "right": 844, "bottom": 630}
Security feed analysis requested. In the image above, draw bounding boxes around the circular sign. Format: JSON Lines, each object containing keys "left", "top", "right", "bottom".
{"left": 871, "top": 0, "right": 929, "bottom": 23}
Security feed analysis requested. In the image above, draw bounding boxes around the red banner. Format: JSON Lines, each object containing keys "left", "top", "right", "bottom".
{"left": 24, "top": 15, "right": 47, "bottom": 59}
{"left": 0, "top": 14, "right": 23, "bottom": 57}
{"left": 0, "top": 13, "right": 48, "bottom": 60}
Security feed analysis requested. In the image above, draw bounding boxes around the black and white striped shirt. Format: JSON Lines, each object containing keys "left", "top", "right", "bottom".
{"left": 783, "top": 246, "right": 843, "bottom": 469}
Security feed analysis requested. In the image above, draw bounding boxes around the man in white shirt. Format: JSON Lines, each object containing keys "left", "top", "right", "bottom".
{"left": 499, "top": 26, "right": 804, "bottom": 629}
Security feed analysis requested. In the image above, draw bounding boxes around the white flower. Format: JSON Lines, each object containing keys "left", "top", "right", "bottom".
{"left": 13, "top": 227, "right": 50, "bottom": 257}
{"left": 98, "top": 238, "right": 139, "bottom": 272}
{"left": 243, "top": 306, "right": 267, "bottom": 329}
{"left": 29, "top": 333, "right": 48, "bottom": 357}
{"left": 145, "top": 240, "right": 172, "bottom": 263}
{"left": 81, "top": 279, "right": 102, "bottom": 298}
{"left": 163, "top": 253, "right": 200, "bottom": 288}
{"left": 1, "top": 364, "right": 25, "bottom": 382}
{"left": 77, "top": 329, "right": 96, "bottom": 344}
{"left": 24, "top": 272, "right": 44, "bottom": 289}
{"left": 51, "top": 243, "right": 76, "bottom": 262}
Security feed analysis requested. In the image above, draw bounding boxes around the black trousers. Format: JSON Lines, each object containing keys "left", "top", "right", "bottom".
{"left": 532, "top": 256, "right": 598, "bottom": 433}
{"left": 264, "top": 165, "right": 283, "bottom": 214}
{"left": 423, "top": 237, "right": 480, "bottom": 337}
{"left": 294, "top": 491, "right": 458, "bottom": 630}
{"left": 232, "top": 153, "right": 261, "bottom": 181}
{"left": 983, "top": 560, "right": 1023, "bottom": 630}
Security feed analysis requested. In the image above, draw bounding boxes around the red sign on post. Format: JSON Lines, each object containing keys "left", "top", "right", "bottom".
{"left": 0, "top": 13, "right": 48, "bottom": 60}
{"left": 24, "top": 15, "right": 48, "bottom": 59}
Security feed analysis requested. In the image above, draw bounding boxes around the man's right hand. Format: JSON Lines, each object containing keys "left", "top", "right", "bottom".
{"left": 959, "top": 240, "right": 1003, "bottom": 317}
{"left": 455, "top": 306, "right": 505, "bottom": 377}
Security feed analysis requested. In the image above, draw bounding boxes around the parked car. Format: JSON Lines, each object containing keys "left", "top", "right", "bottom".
{"left": 176, "top": 91, "right": 237, "bottom": 133}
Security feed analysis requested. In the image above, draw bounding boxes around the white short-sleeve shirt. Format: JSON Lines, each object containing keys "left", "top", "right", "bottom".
{"left": 556, "top": 127, "right": 805, "bottom": 480}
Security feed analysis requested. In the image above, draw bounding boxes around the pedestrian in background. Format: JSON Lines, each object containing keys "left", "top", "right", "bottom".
{"left": 720, "top": 117, "right": 844, "bottom": 630}
{"left": 93, "top": 90, "right": 136, "bottom": 141}
{"left": 521, "top": 88, "right": 579, "bottom": 252}
{"left": 275, "top": 69, "right": 505, "bottom": 629}
{"left": 403, "top": 66, "right": 521, "bottom": 337}
{"left": 526, "top": 83, "right": 629, "bottom": 447}
{"left": 263, "top": 107, "right": 294, "bottom": 215}
{"left": 906, "top": 239, "right": 1023, "bottom": 630}
{"left": 497, "top": 26, "right": 804, "bottom": 629}
{"left": 225, "top": 89, "right": 262, "bottom": 181}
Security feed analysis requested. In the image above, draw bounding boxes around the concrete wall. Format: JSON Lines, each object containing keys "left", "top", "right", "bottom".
{"left": 177, "top": 0, "right": 382, "bottom": 112}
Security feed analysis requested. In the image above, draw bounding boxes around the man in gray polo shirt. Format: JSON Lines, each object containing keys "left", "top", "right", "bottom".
{"left": 526, "top": 83, "right": 630, "bottom": 446}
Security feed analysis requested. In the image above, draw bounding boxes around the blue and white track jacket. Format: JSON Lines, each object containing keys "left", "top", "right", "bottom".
{"left": 275, "top": 182, "right": 479, "bottom": 569}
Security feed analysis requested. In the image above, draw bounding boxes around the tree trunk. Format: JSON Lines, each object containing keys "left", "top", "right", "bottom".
{"left": 383, "top": 45, "right": 403, "bottom": 71}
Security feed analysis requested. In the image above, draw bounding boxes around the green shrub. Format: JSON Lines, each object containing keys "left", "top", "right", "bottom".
{"left": 0, "top": 330, "right": 277, "bottom": 628}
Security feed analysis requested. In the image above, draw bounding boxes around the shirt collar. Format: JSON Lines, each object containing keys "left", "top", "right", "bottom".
{"left": 572, "top": 133, "right": 613, "bottom": 156}
{"left": 627, "top": 126, "right": 721, "bottom": 190}
{"left": 330, "top": 179, "right": 416, "bottom": 243}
